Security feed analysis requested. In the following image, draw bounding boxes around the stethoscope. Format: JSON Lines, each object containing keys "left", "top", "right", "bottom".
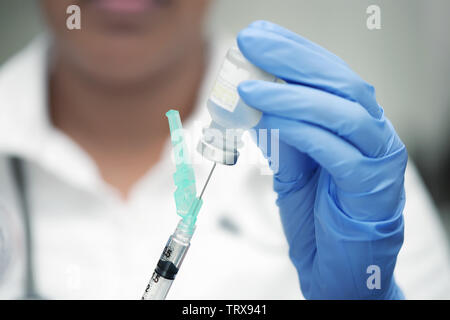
{"left": 9, "top": 156, "right": 41, "bottom": 299}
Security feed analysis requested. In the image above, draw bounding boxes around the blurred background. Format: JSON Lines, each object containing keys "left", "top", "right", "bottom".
{"left": 0, "top": 0, "right": 449, "bottom": 236}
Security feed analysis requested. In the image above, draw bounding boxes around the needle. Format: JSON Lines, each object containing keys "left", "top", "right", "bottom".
{"left": 199, "top": 162, "right": 216, "bottom": 200}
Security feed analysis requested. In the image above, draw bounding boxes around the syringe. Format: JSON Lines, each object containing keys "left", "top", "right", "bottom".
{"left": 141, "top": 163, "right": 216, "bottom": 300}
{"left": 142, "top": 110, "right": 216, "bottom": 300}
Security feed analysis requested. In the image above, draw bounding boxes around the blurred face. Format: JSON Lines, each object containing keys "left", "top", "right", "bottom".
{"left": 41, "top": 0, "right": 211, "bottom": 86}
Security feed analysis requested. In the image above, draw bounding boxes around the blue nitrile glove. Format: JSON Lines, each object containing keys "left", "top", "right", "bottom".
{"left": 237, "top": 21, "right": 407, "bottom": 300}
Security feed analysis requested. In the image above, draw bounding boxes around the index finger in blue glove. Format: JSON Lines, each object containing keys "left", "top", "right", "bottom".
{"left": 237, "top": 25, "right": 382, "bottom": 119}
{"left": 247, "top": 20, "right": 349, "bottom": 68}
{"left": 239, "top": 80, "right": 402, "bottom": 158}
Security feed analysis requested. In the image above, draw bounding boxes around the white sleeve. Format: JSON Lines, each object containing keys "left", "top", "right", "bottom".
{"left": 394, "top": 162, "right": 450, "bottom": 299}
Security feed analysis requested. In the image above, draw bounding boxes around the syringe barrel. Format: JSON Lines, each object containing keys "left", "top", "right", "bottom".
{"left": 142, "top": 228, "right": 191, "bottom": 300}
{"left": 141, "top": 271, "right": 173, "bottom": 300}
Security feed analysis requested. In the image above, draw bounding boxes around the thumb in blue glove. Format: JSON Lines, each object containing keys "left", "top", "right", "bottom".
{"left": 237, "top": 20, "right": 407, "bottom": 299}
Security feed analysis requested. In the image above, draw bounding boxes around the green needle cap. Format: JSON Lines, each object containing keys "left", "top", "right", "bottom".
{"left": 166, "top": 110, "right": 200, "bottom": 221}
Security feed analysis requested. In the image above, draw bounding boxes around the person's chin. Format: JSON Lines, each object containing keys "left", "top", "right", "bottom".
{"left": 78, "top": 51, "right": 174, "bottom": 89}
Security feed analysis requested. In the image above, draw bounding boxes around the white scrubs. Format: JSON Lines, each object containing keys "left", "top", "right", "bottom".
{"left": 0, "top": 36, "right": 449, "bottom": 299}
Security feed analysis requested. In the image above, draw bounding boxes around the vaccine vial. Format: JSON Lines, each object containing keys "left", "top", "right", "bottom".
{"left": 197, "top": 45, "right": 280, "bottom": 165}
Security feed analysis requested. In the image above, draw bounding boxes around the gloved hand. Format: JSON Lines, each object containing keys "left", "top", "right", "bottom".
{"left": 237, "top": 21, "right": 407, "bottom": 299}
